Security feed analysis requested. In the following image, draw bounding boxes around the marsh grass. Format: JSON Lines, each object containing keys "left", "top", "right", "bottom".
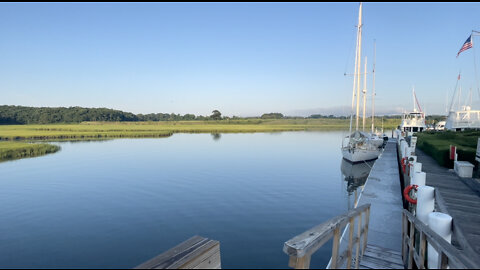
{"left": 0, "top": 142, "right": 60, "bottom": 162}
{"left": 0, "top": 118, "right": 400, "bottom": 161}
{"left": 0, "top": 119, "right": 400, "bottom": 141}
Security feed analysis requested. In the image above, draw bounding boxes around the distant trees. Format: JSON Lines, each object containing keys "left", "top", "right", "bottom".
{"left": 261, "top": 113, "right": 284, "bottom": 119}
{"left": 210, "top": 110, "right": 222, "bottom": 120}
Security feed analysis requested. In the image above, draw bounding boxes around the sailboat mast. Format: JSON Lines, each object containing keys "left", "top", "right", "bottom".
{"left": 355, "top": 2, "right": 363, "bottom": 131}
{"left": 412, "top": 87, "right": 416, "bottom": 112}
{"left": 362, "top": 57, "right": 367, "bottom": 131}
{"left": 371, "top": 41, "right": 376, "bottom": 134}
{"left": 349, "top": 4, "right": 362, "bottom": 134}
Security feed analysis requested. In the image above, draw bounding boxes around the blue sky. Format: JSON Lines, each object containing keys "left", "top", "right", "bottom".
{"left": 1, "top": 2, "right": 479, "bottom": 117}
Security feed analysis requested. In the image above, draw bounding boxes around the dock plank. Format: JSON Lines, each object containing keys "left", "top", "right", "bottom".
{"left": 416, "top": 148, "right": 480, "bottom": 265}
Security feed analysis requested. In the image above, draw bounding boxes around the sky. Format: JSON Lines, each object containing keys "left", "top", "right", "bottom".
{"left": 1, "top": 2, "right": 480, "bottom": 117}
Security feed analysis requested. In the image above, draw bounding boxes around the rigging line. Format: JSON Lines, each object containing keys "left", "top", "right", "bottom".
{"left": 449, "top": 71, "right": 461, "bottom": 112}
{"left": 362, "top": 159, "right": 372, "bottom": 169}
{"left": 472, "top": 33, "right": 480, "bottom": 101}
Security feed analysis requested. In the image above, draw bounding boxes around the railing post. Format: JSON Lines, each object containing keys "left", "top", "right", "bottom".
{"left": 355, "top": 213, "right": 362, "bottom": 269}
{"left": 363, "top": 206, "right": 370, "bottom": 253}
{"left": 402, "top": 212, "right": 406, "bottom": 264}
{"left": 437, "top": 251, "right": 448, "bottom": 269}
{"left": 408, "top": 219, "right": 415, "bottom": 268}
{"left": 419, "top": 231, "right": 426, "bottom": 269}
{"left": 289, "top": 255, "right": 311, "bottom": 269}
{"left": 347, "top": 217, "right": 355, "bottom": 269}
{"left": 330, "top": 227, "right": 341, "bottom": 269}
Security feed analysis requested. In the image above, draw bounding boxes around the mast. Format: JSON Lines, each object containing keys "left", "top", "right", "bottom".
{"left": 362, "top": 57, "right": 367, "bottom": 131}
{"left": 412, "top": 87, "right": 416, "bottom": 112}
{"left": 371, "top": 41, "right": 376, "bottom": 134}
{"left": 355, "top": 2, "right": 363, "bottom": 131}
{"left": 349, "top": 3, "right": 362, "bottom": 134}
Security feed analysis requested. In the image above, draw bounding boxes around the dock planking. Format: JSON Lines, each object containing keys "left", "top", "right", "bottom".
{"left": 359, "top": 244, "right": 404, "bottom": 269}
{"left": 415, "top": 148, "right": 480, "bottom": 263}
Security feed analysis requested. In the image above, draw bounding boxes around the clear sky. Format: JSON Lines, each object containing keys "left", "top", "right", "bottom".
{"left": 1, "top": 2, "right": 480, "bottom": 117}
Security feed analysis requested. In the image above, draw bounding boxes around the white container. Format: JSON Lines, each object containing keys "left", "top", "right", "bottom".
{"left": 454, "top": 161, "right": 474, "bottom": 178}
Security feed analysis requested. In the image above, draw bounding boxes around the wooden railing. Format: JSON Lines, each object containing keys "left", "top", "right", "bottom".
{"left": 283, "top": 203, "right": 371, "bottom": 269}
{"left": 402, "top": 209, "right": 477, "bottom": 269}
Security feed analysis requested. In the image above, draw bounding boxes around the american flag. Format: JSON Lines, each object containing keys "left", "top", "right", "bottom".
{"left": 457, "top": 35, "right": 473, "bottom": 58}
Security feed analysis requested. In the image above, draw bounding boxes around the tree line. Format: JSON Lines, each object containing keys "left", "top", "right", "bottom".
{"left": 0, "top": 105, "right": 406, "bottom": 124}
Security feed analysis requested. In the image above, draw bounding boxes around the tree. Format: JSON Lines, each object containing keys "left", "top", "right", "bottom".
{"left": 210, "top": 110, "right": 222, "bottom": 120}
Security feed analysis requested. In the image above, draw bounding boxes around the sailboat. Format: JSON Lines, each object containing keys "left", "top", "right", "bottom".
{"left": 341, "top": 2, "right": 381, "bottom": 163}
{"left": 368, "top": 41, "right": 386, "bottom": 148}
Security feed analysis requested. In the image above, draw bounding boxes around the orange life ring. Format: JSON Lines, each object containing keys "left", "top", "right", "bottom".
{"left": 403, "top": 185, "right": 418, "bottom": 204}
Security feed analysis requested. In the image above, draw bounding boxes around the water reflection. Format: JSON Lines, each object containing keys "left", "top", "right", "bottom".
{"left": 341, "top": 159, "right": 375, "bottom": 209}
{"left": 211, "top": 133, "right": 221, "bottom": 141}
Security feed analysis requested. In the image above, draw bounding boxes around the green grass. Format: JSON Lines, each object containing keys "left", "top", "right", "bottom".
{"left": 0, "top": 119, "right": 400, "bottom": 141}
{"left": 0, "top": 118, "right": 401, "bottom": 162}
{"left": 416, "top": 131, "right": 480, "bottom": 167}
{"left": 0, "top": 142, "right": 60, "bottom": 162}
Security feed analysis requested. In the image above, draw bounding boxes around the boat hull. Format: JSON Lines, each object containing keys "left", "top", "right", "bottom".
{"left": 342, "top": 147, "right": 380, "bottom": 163}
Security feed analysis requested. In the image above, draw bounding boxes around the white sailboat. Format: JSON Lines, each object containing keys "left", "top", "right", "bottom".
{"left": 341, "top": 2, "right": 381, "bottom": 163}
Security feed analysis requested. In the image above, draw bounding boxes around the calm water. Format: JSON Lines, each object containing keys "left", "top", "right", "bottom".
{"left": 0, "top": 131, "right": 366, "bottom": 269}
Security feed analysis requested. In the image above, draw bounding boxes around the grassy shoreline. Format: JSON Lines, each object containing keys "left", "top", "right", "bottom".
{"left": 0, "top": 119, "right": 400, "bottom": 162}
{"left": 0, "top": 119, "right": 400, "bottom": 141}
{"left": 0, "top": 142, "right": 60, "bottom": 162}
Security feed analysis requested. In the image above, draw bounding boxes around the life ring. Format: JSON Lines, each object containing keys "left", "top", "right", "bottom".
{"left": 403, "top": 185, "right": 418, "bottom": 204}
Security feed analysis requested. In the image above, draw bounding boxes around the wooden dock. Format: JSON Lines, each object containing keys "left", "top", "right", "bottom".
{"left": 415, "top": 148, "right": 480, "bottom": 265}
{"left": 355, "top": 139, "right": 404, "bottom": 252}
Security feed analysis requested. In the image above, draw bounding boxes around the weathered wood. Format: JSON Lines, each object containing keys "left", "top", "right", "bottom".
{"left": 355, "top": 213, "right": 362, "bottom": 269}
{"left": 363, "top": 207, "right": 370, "bottom": 254}
{"left": 408, "top": 219, "right": 414, "bottom": 269}
{"left": 363, "top": 250, "right": 402, "bottom": 265}
{"left": 416, "top": 148, "right": 480, "bottom": 264}
{"left": 135, "top": 236, "right": 221, "bottom": 269}
{"left": 366, "top": 244, "right": 402, "bottom": 257}
{"left": 289, "top": 255, "right": 311, "bottom": 269}
{"left": 360, "top": 254, "right": 404, "bottom": 269}
{"left": 419, "top": 231, "right": 426, "bottom": 269}
{"left": 283, "top": 204, "right": 370, "bottom": 258}
{"left": 347, "top": 217, "right": 355, "bottom": 269}
{"left": 330, "top": 227, "right": 341, "bottom": 269}
{"left": 403, "top": 210, "right": 477, "bottom": 269}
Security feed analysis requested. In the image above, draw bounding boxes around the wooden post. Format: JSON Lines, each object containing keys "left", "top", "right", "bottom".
{"left": 289, "top": 255, "right": 311, "bottom": 269}
{"left": 363, "top": 207, "right": 370, "bottom": 253}
{"left": 408, "top": 220, "right": 415, "bottom": 268}
{"left": 402, "top": 213, "right": 406, "bottom": 263}
{"left": 331, "top": 227, "right": 341, "bottom": 269}
{"left": 347, "top": 217, "right": 355, "bottom": 269}
{"left": 355, "top": 213, "right": 362, "bottom": 269}
{"left": 419, "top": 231, "right": 426, "bottom": 269}
{"left": 438, "top": 251, "right": 448, "bottom": 269}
